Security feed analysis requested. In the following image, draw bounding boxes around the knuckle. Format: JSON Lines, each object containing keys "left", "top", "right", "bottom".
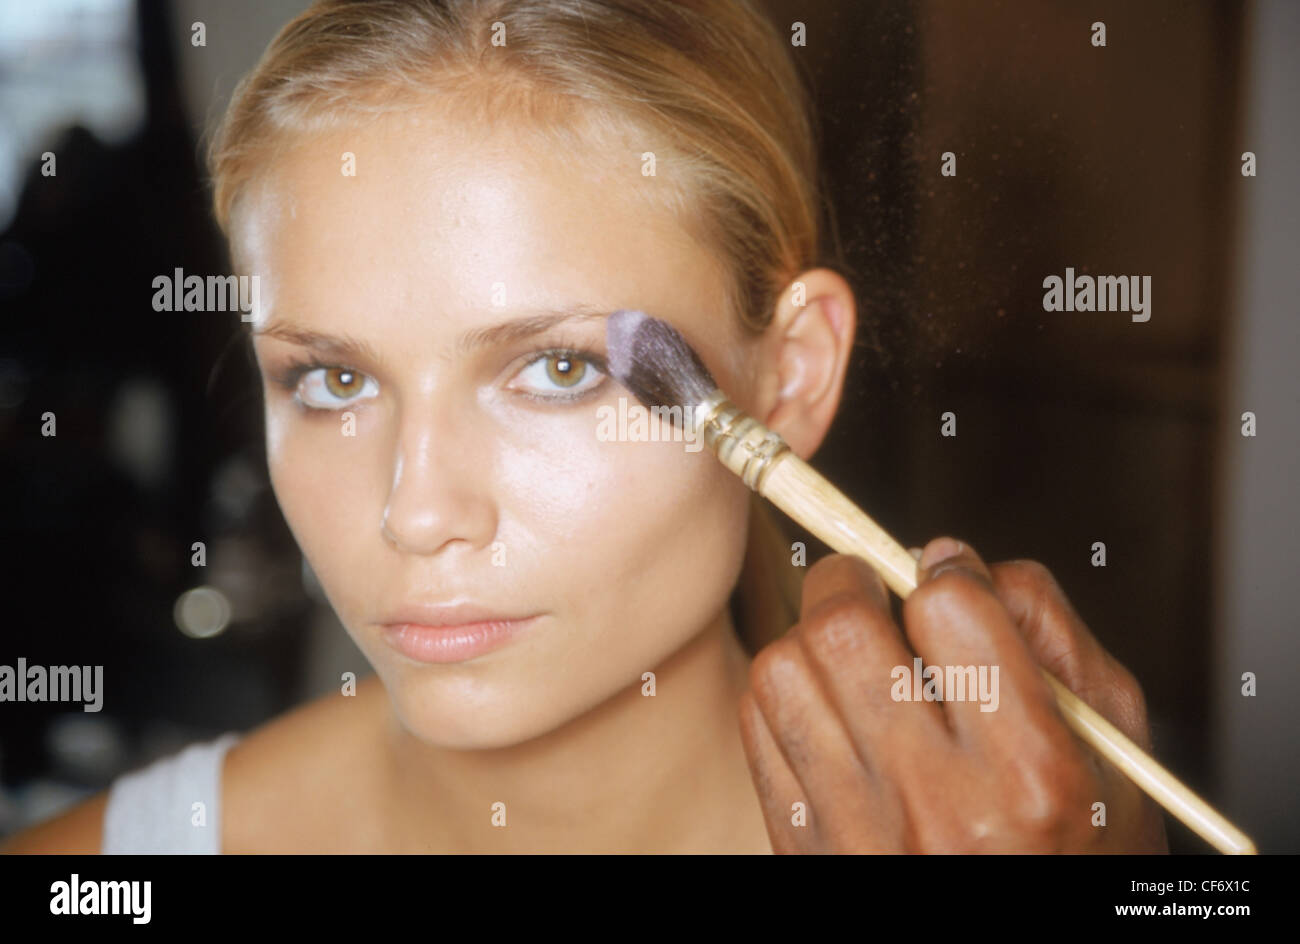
{"left": 906, "top": 772, "right": 1004, "bottom": 852}
{"left": 994, "top": 558, "right": 1055, "bottom": 593}
{"left": 1011, "top": 558, "right": 1055, "bottom": 587}
{"left": 1006, "top": 735, "right": 1094, "bottom": 842}
{"left": 995, "top": 559, "right": 1060, "bottom": 616}
{"left": 911, "top": 813, "right": 973, "bottom": 853}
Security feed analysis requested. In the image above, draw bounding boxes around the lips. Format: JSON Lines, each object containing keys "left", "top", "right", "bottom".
{"left": 380, "top": 602, "right": 537, "bottom": 629}
{"left": 377, "top": 602, "right": 543, "bottom": 664}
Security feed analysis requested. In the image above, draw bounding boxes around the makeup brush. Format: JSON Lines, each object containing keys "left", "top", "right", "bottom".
{"left": 605, "top": 308, "right": 1256, "bottom": 855}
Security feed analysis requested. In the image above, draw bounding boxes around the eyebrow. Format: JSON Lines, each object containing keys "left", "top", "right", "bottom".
{"left": 455, "top": 305, "right": 611, "bottom": 354}
{"left": 251, "top": 323, "right": 383, "bottom": 364}
{"left": 252, "top": 305, "right": 612, "bottom": 360}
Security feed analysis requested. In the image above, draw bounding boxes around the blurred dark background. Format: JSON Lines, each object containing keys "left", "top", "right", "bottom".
{"left": 0, "top": 0, "right": 1295, "bottom": 853}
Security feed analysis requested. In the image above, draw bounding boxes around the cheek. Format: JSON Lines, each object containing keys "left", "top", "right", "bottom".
{"left": 265, "top": 403, "right": 312, "bottom": 524}
{"left": 263, "top": 403, "right": 385, "bottom": 591}
{"left": 494, "top": 408, "right": 750, "bottom": 633}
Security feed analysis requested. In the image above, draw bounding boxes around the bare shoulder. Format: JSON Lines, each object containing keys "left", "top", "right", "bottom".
{"left": 222, "top": 673, "right": 388, "bottom": 853}
{"left": 0, "top": 791, "right": 109, "bottom": 854}
{"left": 2, "top": 675, "right": 387, "bottom": 855}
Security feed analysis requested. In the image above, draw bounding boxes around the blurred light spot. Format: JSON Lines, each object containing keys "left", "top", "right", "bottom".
{"left": 46, "top": 714, "right": 126, "bottom": 782}
{"left": 211, "top": 453, "right": 264, "bottom": 522}
{"left": 106, "top": 378, "right": 172, "bottom": 489}
{"left": 174, "top": 586, "right": 231, "bottom": 638}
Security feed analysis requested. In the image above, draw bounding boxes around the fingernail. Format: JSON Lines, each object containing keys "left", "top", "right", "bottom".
{"left": 919, "top": 537, "right": 965, "bottom": 571}
{"left": 908, "top": 546, "right": 923, "bottom": 562}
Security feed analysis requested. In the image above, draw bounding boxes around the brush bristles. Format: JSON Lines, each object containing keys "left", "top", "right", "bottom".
{"left": 605, "top": 309, "right": 719, "bottom": 426}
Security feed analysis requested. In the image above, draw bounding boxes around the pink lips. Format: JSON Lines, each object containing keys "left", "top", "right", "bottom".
{"left": 378, "top": 603, "right": 542, "bottom": 664}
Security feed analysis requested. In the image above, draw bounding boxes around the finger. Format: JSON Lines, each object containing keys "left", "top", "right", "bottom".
{"left": 737, "top": 688, "right": 817, "bottom": 852}
{"left": 800, "top": 550, "right": 890, "bottom": 622}
{"left": 796, "top": 554, "right": 950, "bottom": 783}
{"left": 989, "top": 559, "right": 1154, "bottom": 752}
{"left": 987, "top": 556, "right": 1154, "bottom": 832}
{"left": 902, "top": 537, "right": 1065, "bottom": 756}
{"left": 746, "top": 634, "right": 884, "bottom": 847}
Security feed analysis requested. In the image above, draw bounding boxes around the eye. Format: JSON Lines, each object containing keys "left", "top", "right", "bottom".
{"left": 296, "top": 366, "right": 379, "bottom": 410}
{"left": 508, "top": 350, "right": 606, "bottom": 400}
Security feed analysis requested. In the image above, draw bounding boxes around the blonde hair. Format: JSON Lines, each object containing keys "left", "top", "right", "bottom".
{"left": 209, "top": 0, "right": 824, "bottom": 653}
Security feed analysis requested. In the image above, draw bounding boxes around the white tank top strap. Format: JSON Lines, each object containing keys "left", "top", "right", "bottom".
{"left": 100, "top": 732, "right": 241, "bottom": 854}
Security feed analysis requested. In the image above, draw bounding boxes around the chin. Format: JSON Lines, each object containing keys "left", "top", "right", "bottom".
{"left": 377, "top": 669, "right": 580, "bottom": 751}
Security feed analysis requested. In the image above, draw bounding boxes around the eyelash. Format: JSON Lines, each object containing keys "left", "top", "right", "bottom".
{"left": 267, "top": 342, "right": 610, "bottom": 412}
{"left": 509, "top": 342, "right": 610, "bottom": 404}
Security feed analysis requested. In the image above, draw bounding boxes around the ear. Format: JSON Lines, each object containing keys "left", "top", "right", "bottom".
{"left": 753, "top": 268, "right": 856, "bottom": 459}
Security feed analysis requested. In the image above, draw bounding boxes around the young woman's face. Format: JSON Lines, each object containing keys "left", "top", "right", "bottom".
{"left": 239, "top": 111, "right": 762, "bottom": 748}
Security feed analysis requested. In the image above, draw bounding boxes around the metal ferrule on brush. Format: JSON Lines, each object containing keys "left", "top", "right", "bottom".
{"left": 692, "top": 390, "right": 792, "bottom": 492}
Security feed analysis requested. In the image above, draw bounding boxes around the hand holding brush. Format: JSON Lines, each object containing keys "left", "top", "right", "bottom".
{"left": 606, "top": 308, "right": 1256, "bottom": 854}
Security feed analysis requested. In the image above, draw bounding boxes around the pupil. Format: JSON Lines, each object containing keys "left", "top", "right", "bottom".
{"left": 325, "top": 368, "right": 360, "bottom": 397}
{"left": 547, "top": 354, "right": 584, "bottom": 387}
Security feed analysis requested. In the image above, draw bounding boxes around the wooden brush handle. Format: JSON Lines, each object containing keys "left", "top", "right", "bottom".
{"left": 737, "top": 442, "right": 1257, "bottom": 854}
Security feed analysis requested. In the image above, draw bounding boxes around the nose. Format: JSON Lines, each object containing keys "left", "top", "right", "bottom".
{"left": 380, "top": 402, "right": 498, "bottom": 557}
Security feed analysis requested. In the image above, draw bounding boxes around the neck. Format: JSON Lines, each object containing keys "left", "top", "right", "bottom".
{"left": 372, "top": 607, "right": 768, "bottom": 853}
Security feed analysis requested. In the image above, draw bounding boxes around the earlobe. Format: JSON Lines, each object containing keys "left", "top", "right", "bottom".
{"left": 758, "top": 268, "right": 857, "bottom": 460}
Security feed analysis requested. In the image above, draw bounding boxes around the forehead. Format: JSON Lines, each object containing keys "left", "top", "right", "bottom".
{"left": 232, "top": 108, "right": 734, "bottom": 347}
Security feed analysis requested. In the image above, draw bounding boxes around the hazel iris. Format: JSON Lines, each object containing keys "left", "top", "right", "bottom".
{"left": 545, "top": 354, "right": 586, "bottom": 388}
{"left": 324, "top": 368, "right": 365, "bottom": 398}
